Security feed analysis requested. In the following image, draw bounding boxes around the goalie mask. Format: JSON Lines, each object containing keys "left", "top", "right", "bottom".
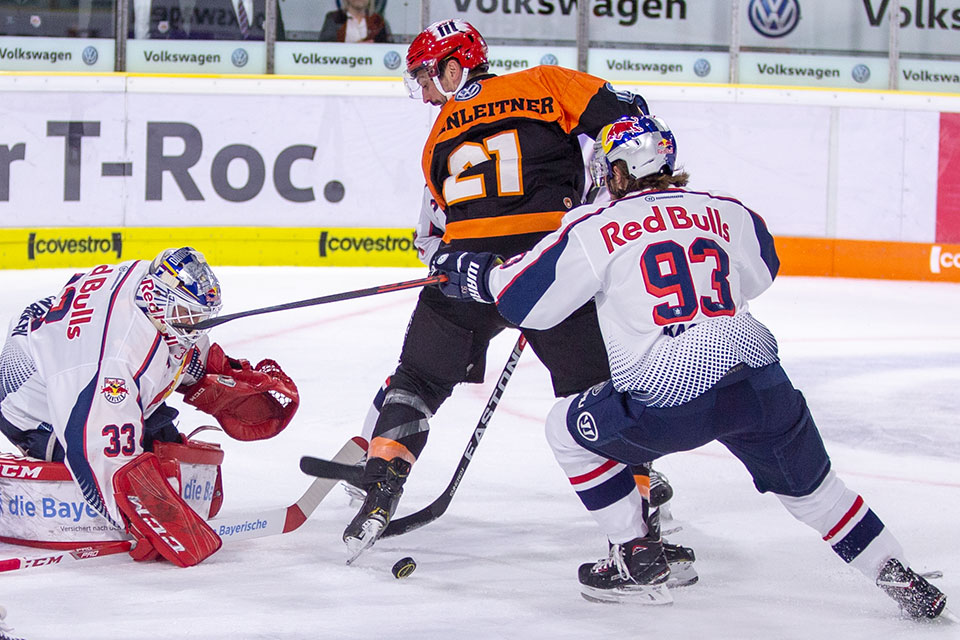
{"left": 591, "top": 115, "right": 677, "bottom": 189}
{"left": 139, "top": 247, "right": 222, "bottom": 347}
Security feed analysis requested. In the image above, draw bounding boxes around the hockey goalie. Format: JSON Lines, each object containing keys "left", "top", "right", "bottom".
{"left": 0, "top": 247, "right": 299, "bottom": 567}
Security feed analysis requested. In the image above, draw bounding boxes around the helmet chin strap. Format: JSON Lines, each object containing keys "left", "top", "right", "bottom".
{"left": 432, "top": 67, "right": 471, "bottom": 100}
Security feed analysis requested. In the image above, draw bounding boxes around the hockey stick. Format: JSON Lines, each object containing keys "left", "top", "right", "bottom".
{"left": 300, "top": 334, "right": 526, "bottom": 539}
{"left": 174, "top": 274, "right": 448, "bottom": 331}
{"left": 0, "top": 437, "right": 367, "bottom": 574}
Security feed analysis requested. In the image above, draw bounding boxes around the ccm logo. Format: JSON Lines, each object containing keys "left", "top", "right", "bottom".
{"left": 929, "top": 246, "right": 960, "bottom": 273}
{"left": 0, "top": 464, "right": 42, "bottom": 479}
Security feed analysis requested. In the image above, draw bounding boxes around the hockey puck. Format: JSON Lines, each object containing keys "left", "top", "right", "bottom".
{"left": 391, "top": 556, "right": 417, "bottom": 579}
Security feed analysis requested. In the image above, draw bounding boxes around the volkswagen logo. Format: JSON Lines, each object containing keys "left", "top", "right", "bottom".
{"left": 455, "top": 82, "right": 482, "bottom": 101}
{"left": 748, "top": 0, "right": 800, "bottom": 38}
{"left": 231, "top": 48, "right": 249, "bottom": 68}
{"left": 851, "top": 64, "right": 871, "bottom": 84}
{"left": 576, "top": 412, "right": 599, "bottom": 442}
{"left": 81, "top": 46, "right": 98, "bottom": 66}
{"left": 540, "top": 53, "right": 558, "bottom": 66}
{"left": 693, "top": 58, "right": 711, "bottom": 78}
{"left": 383, "top": 50, "right": 401, "bottom": 70}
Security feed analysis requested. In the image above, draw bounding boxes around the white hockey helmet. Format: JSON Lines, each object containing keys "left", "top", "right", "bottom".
{"left": 138, "top": 247, "right": 222, "bottom": 346}
{"left": 591, "top": 115, "right": 677, "bottom": 188}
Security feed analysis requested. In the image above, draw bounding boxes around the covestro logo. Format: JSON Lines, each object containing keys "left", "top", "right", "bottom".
{"left": 27, "top": 232, "right": 122, "bottom": 260}
{"left": 930, "top": 245, "right": 960, "bottom": 273}
{"left": 318, "top": 230, "right": 415, "bottom": 257}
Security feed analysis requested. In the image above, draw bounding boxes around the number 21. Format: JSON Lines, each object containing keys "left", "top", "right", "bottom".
{"left": 443, "top": 130, "right": 523, "bottom": 205}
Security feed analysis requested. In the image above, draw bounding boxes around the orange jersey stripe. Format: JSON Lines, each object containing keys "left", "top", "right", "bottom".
{"left": 442, "top": 210, "right": 567, "bottom": 241}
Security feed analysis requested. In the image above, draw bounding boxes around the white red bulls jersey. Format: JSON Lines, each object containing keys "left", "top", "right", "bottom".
{"left": 0, "top": 260, "right": 205, "bottom": 525}
{"left": 488, "top": 187, "right": 781, "bottom": 407}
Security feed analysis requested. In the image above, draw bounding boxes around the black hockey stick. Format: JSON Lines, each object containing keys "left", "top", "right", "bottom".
{"left": 174, "top": 274, "right": 448, "bottom": 331}
{"left": 300, "top": 334, "right": 526, "bottom": 538}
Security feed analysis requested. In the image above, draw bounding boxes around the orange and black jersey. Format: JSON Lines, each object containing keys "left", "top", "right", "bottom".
{"left": 422, "top": 65, "right": 645, "bottom": 257}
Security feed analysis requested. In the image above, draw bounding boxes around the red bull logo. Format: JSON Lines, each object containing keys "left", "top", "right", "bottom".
{"left": 101, "top": 377, "right": 129, "bottom": 404}
{"left": 657, "top": 138, "right": 674, "bottom": 154}
{"left": 603, "top": 118, "right": 641, "bottom": 145}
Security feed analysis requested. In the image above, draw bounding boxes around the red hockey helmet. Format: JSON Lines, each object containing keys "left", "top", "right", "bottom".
{"left": 404, "top": 19, "right": 488, "bottom": 99}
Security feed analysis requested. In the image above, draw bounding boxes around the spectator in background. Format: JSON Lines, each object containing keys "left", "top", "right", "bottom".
{"left": 319, "top": 0, "right": 389, "bottom": 43}
{"left": 141, "top": 0, "right": 284, "bottom": 40}
{"left": 0, "top": 0, "right": 113, "bottom": 37}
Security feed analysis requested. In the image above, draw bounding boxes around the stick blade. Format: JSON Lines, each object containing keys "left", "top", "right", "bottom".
{"left": 299, "top": 456, "right": 365, "bottom": 486}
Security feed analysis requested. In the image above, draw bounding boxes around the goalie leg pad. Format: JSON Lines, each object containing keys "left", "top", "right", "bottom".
{"left": 114, "top": 453, "right": 222, "bottom": 567}
{"left": 154, "top": 438, "right": 225, "bottom": 519}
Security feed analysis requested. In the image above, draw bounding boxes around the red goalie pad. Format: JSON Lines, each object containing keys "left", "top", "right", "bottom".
{"left": 113, "top": 453, "right": 222, "bottom": 567}
{"left": 181, "top": 343, "right": 300, "bottom": 441}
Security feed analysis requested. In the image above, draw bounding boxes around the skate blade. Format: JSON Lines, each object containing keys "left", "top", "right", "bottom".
{"left": 666, "top": 562, "right": 698, "bottom": 588}
{"left": 344, "top": 519, "right": 385, "bottom": 566}
{"left": 940, "top": 606, "right": 958, "bottom": 624}
{"left": 580, "top": 582, "right": 673, "bottom": 605}
{"left": 919, "top": 570, "right": 944, "bottom": 580}
{"left": 658, "top": 502, "right": 673, "bottom": 522}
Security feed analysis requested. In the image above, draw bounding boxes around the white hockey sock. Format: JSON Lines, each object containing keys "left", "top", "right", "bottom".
{"left": 777, "top": 470, "right": 905, "bottom": 579}
{"left": 545, "top": 397, "right": 648, "bottom": 543}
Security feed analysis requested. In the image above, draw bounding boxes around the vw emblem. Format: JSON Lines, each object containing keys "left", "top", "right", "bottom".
{"left": 231, "top": 48, "right": 249, "bottom": 68}
{"left": 576, "top": 412, "right": 599, "bottom": 442}
{"left": 851, "top": 64, "right": 871, "bottom": 84}
{"left": 383, "top": 50, "right": 401, "bottom": 70}
{"left": 540, "top": 53, "right": 558, "bottom": 66}
{"left": 693, "top": 58, "right": 711, "bottom": 78}
{"left": 748, "top": 0, "right": 800, "bottom": 38}
{"left": 81, "top": 46, "right": 98, "bottom": 66}
{"left": 455, "top": 82, "right": 482, "bottom": 101}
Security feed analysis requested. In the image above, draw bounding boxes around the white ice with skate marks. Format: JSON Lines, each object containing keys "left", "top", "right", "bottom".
{"left": 0, "top": 268, "right": 958, "bottom": 639}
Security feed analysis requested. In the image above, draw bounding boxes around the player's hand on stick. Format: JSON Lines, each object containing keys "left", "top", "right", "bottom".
{"left": 430, "top": 251, "right": 501, "bottom": 303}
{"left": 181, "top": 343, "right": 299, "bottom": 441}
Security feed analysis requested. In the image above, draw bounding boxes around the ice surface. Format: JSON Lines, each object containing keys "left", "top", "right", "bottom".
{"left": 0, "top": 268, "right": 957, "bottom": 639}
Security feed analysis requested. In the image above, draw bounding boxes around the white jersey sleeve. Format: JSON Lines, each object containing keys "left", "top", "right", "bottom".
{"left": 487, "top": 188, "right": 781, "bottom": 407}
{"left": 414, "top": 185, "right": 446, "bottom": 266}
{"left": 487, "top": 205, "right": 606, "bottom": 330}
{"left": 4, "top": 261, "right": 197, "bottom": 525}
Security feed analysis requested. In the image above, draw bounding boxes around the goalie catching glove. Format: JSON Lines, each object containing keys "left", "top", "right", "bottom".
{"left": 181, "top": 343, "right": 299, "bottom": 441}
{"left": 430, "top": 251, "right": 501, "bottom": 303}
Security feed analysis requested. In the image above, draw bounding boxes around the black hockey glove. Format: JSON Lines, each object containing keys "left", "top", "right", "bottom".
{"left": 430, "top": 251, "right": 501, "bottom": 303}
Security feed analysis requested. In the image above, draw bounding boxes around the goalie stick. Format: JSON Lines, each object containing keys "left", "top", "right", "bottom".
{"left": 300, "top": 335, "right": 526, "bottom": 540}
{"left": 174, "top": 274, "right": 448, "bottom": 331}
{"left": 0, "top": 437, "right": 367, "bottom": 574}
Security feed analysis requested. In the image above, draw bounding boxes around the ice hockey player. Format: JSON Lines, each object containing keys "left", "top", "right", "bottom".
{"left": 0, "top": 247, "right": 299, "bottom": 566}
{"left": 429, "top": 114, "right": 951, "bottom": 618}
{"left": 342, "top": 18, "right": 690, "bottom": 569}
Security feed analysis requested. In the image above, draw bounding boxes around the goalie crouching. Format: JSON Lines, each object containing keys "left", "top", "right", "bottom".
{"left": 0, "top": 247, "right": 299, "bottom": 567}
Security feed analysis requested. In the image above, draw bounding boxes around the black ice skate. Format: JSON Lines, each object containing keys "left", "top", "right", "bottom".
{"left": 342, "top": 457, "right": 410, "bottom": 564}
{"left": 578, "top": 536, "right": 672, "bottom": 604}
{"left": 877, "top": 558, "right": 949, "bottom": 620}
